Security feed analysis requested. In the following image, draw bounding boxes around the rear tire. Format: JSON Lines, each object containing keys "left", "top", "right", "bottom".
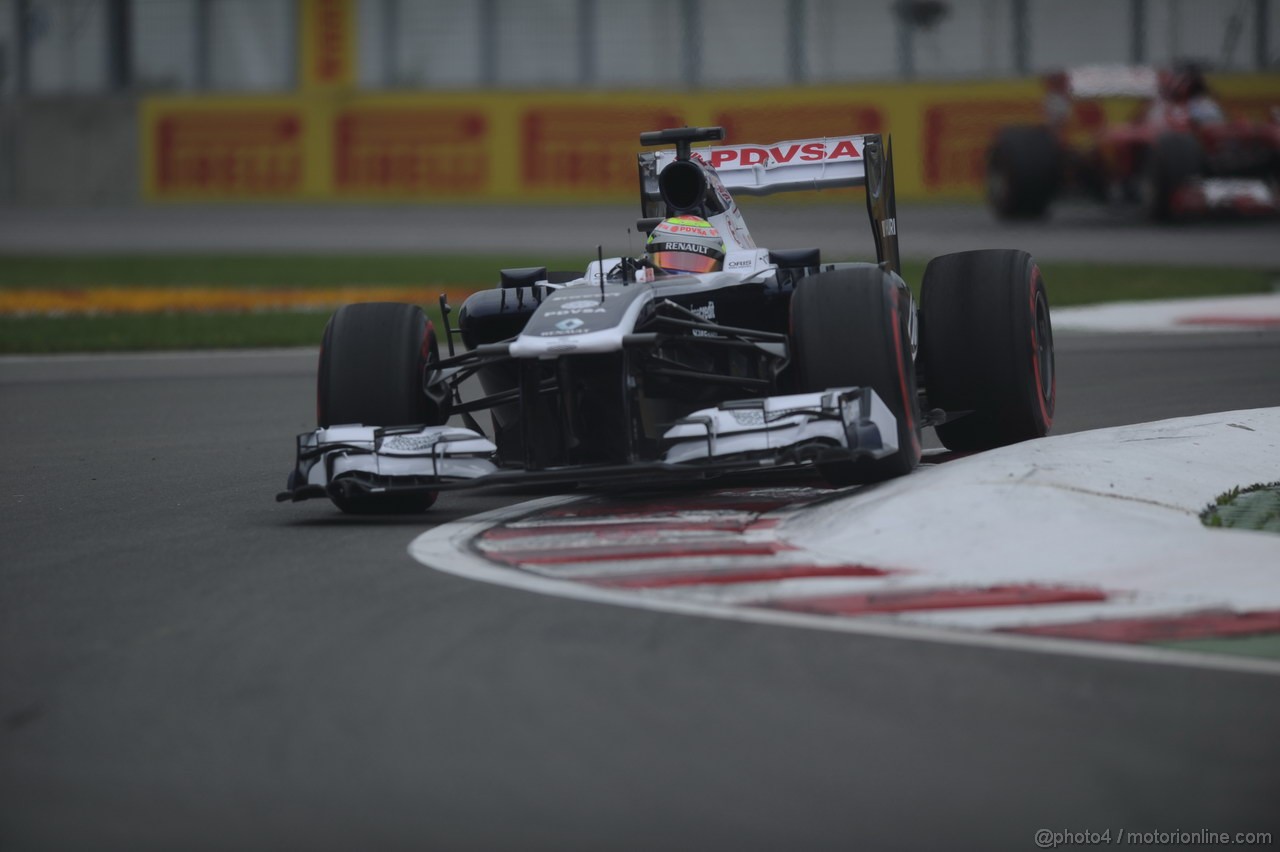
{"left": 987, "top": 125, "right": 1061, "bottom": 220}
{"left": 919, "top": 250, "right": 1055, "bottom": 452}
{"left": 317, "top": 302, "right": 446, "bottom": 513}
{"left": 791, "top": 267, "right": 922, "bottom": 486}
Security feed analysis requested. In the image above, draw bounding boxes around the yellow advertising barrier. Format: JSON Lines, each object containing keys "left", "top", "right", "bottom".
{"left": 140, "top": 97, "right": 320, "bottom": 200}
{"left": 299, "top": 0, "right": 357, "bottom": 91}
{"left": 140, "top": 74, "right": 1280, "bottom": 203}
{"left": 326, "top": 93, "right": 493, "bottom": 197}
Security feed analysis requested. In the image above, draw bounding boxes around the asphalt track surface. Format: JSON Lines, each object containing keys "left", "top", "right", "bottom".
{"left": 3, "top": 203, "right": 1280, "bottom": 849}
{"left": 3, "top": 201, "right": 1280, "bottom": 266}
{"left": 4, "top": 328, "right": 1280, "bottom": 851}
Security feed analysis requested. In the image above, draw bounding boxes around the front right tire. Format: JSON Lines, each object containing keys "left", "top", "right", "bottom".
{"left": 790, "top": 267, "right": 922, "bottom": 486}
{"left": 317, "top": 301, "right": 446, "bottom": 514}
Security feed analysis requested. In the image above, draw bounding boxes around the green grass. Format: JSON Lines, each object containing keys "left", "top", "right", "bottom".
{"left": 0, "top": 313, "right": 341, "bottom": 353}
{"left": 0, "top": 253, "right": 1273, "bottom": 353}
{"left": 1, "top": 254, "right": 1271, "bottom": 303}
{"left": 1200, "top": 482, "right": 1280, "bottom": 533}
{"left": 1018, "top": 262, "right": 1273, "bottom": 306}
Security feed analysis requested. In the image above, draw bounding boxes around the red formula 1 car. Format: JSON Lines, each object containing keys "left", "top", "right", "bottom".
{"left": 987, "top": 64, "right": 1280, "bottom": 221}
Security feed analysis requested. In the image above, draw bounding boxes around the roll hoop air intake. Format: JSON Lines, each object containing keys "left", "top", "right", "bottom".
{"left": 640, "top": 126, "right": 727, "bottom": 216}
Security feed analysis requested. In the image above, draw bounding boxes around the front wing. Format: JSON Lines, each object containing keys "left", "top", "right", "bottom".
{"left": 276, "top": 387, "right": 898, "bottom": 504}
{"left": 1171, "top": 178, "right": 1278, "bottom": 216}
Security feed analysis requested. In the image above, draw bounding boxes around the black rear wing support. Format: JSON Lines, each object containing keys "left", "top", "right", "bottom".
{"left": 862, "top": 136, "right": 901, "bottom": 276}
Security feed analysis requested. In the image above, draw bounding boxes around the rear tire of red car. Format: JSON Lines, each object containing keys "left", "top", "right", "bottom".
{"left": 791, "top": 267, "right": 922, "bottom": 486}
{"left": 1141, "top": 132, "right": 1203, "bottom": 222}
{"left": 987, "top": 125, "right": 1061, "bottom": 219}
{"left": 919, "top": 250, "right": 1055, "bottom": 452}
{"left": 317, "top": 302, "right": 445, "bottom": 513}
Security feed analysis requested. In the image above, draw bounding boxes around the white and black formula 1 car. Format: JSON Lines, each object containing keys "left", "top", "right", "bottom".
{"left": 278, "top": 126, "right": 1056, "bottom": 513}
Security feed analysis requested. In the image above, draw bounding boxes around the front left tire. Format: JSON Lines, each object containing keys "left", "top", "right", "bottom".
{"left": 919, "top": 249, "right": 1055, "bottom": 452}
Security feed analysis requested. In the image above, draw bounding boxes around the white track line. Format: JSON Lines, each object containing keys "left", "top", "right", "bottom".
{"left": 1051, "top": 293, "right": 1280, "bottom": 333}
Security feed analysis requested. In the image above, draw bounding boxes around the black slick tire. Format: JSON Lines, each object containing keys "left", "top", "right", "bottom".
{"left": 986, "top": 125, "right": 1061, "bottom": 219}
{"left": 791, "top": 267, "right": 922, "bottom": 486}
{"left": 317, "top": 302, "right": 446, "bottom": 514}
{"left": 919, "top": 250, "right": 1055, "bottom": 452}
{"left": 1141, "top": 131, "right": 1203, "bottom": 222}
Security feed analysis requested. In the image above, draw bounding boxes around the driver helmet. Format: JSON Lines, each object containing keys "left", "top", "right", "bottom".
{"left": 646, "top": 216, "right": 726, "bottom": 274}
{"left": 1163, "top": 62, "right": 1210, "bottom": 102}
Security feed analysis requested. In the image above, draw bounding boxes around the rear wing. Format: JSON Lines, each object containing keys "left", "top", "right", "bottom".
{"left": 642, "top": 135, "right": 871, "bottom": 196}
{"left": 637, "top": 128, "right": 900, "bottom": 274}
{"left": 1049, "top": 65, "right": 1159, "bottom": 99}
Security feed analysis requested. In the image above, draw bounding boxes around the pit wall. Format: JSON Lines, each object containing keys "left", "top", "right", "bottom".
{"left": 139, "top": 74, "right": 1280, "bottom": 204}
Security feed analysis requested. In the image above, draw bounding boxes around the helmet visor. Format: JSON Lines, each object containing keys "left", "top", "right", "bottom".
{"left": 649, "top": 249, "right": 721, "bottom": 274}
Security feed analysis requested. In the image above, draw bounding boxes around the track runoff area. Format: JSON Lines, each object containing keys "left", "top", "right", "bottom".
{"left": 412, "top": 298, "right": 1280, "bottom": 673}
